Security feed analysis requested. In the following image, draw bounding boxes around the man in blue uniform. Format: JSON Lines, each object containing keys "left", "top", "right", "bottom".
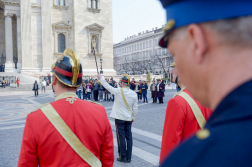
{"left": 158, "top": 0, "right": 252, "bottom": 166}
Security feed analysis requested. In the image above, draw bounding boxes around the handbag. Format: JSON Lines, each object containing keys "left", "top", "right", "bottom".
{"left": 161, "top": 89, "right": 165, "bottom": 93}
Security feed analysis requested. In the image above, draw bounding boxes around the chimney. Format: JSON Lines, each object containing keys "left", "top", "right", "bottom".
{"left": 152, "top": 28, "right": 154, "bottom": 31}
{"left": 138, "top": 32, "right": 141, "bottom": 35}
{"left": 146, "top": 30, "right": 148, "bottom": 33}
{"left": 162, "top": 25, "right": 164, "bottom": 27}
{"left": 143, "top": 31, "right": 144, "bottom": 34}
{"left": 156, "top": 27, "right": 158, "bottom": 30}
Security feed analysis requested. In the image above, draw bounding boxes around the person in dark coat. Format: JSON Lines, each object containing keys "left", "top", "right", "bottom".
{"left": 141, "top": 81, "right": 148, "bottom": 103}
{"left": 156, "top": 80, "right": 165, "bottom": 104}
{"left": 130, "top": 81, "right": 136, "bottom": 91}
{"left": 150, "top": 80, "right": 157, "bottom": 103}
{"left": 33, "top": 80, "right": 39, "bottom": 97}
{"left": 158, "top": 1, "right": 252, "bottom": 166}
{"left": 93, "top": 80, "right": 99, "bottom": 101}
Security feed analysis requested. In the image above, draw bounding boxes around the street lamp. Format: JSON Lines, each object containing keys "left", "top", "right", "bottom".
{"left": 100, "top": 58, "right": 103, "bottom": 74}
{"left": 149, "top": 59, "right": 152, "bottom": 73}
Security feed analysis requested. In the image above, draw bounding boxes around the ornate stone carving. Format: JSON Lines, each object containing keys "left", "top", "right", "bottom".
{"left": 53, "top": 4, "right": 69, "bottom": 11}
{"left": 52, "top": 21, "right": 72, "bottom": 31}
{"left": 85, "top": 23, "right": 104, "bottom": 31}
{"left": 2, "top": 0, "right": 20, "bottom": 7}
{"left": 31, "top": 3, "right": 41, "bottom": 8}
{"left": 4, "top": 12, "right": 13, "bottom": 18}
{"left": 87, "top": 8, "right": 101, "bottom": 14}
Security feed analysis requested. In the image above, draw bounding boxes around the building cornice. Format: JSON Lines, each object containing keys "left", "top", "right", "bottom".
{"left": 31, "top": 3, "right": 41, "bottom": 8}
{"left": 53, "top": 4, "right": 69, "bottom": 11}
{"left": 2, "top": 0, "right": 20, "bottom": 7}
{"left": 87, "top": 7, "right": 101, "bottom": 14}
{"left": 85, "top": 23, "right": 104, "bottom": 31}
{"left": 52, "top": 21, "right": 72, "bottom": 30}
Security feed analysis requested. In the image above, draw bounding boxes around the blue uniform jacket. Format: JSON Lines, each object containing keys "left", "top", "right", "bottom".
{"left": 161, "top": 80, "right": 252, "bottom": 167}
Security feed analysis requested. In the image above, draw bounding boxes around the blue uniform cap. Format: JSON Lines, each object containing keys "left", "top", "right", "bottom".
{"left": 159, "top": 0, "right": 252, "bottom": 48}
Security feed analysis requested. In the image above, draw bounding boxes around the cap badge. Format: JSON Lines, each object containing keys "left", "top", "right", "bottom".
{"left": 162, "top": 19, "right": 175, "bottom": 32}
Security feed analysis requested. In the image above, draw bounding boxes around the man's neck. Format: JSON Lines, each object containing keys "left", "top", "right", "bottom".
{"left": 55, "top": 89, "right": 76, "bottom": 97}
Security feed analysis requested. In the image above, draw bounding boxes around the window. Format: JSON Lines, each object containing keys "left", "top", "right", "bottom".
{"left": 149, "top": 40, "right": 152, "bottom": 47}
{"left": 132, "top": 45, "right": 134, "bottom": 51}
{"left": 94, "top": 0, "right": 98, "bottom": 9}
{"left": 146, "top": 41, "right": 148, "bottom": 48}
{"left": 90, "top": 0, "right": 92, "bottom": 8}
{"left": 143, "top": 42, "right": 145, "bottom": 49}
{"left": 140, "top": 43, "right": 142, "bottom": 49}
{"left": 143, "top": 51, "right": 145, "bottom": 58}
{"left": 155, "top": 39, "right": 158, "bottom": 46}
{"left": 56, "top": 0, "right": 60, "bottom": 5}
{"left": 137, "top": 44, "right": 139, "bottom": 50}
{"left": 61, "top": 0, "right": 65, "bottom": 6}
{"left": 58, "top": 33, "right": 66, "bottom": 53}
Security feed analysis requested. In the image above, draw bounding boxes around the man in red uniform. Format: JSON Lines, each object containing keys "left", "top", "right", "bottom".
{"left": 159, "top": 62, "right": 212, "bottom": 164}
{"left": 18, "top": 49, "right": 114, "bottom": 167}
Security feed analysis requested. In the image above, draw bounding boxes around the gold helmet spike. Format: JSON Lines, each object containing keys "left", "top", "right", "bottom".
{"left": 64, "top": 48, "right": 80, "bottom": 85}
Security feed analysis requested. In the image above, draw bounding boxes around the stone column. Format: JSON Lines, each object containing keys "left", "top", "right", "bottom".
{"left": 41, "top": 0, "right": 53, "bottom": 72}
{"left": 16, "top": 14, "right": 22, "bottom": 72}
{"left": 4, "top": 13, "right": 15, "bottom": 72}
{"left": 21, "top": 0, "right": 32, "bottom": 72}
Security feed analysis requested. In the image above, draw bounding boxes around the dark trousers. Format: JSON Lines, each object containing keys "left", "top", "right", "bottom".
{"left": 115, "top": 119, "right": 132, "bottom": 161}
{"left": 143, "top": 94, "right": 148, "bottom": 102}
{"left": 87, "top": 92, "right": 91, "bottom": 100}
{"left": 152, "top": 91, "right": 157, "bottom": 102}
{"left": 34, "top": 89, "right": 38, "bottom": 97}
{"left": 137, "top": 92, "right": 142, "bottom": 100}
{"left": 94, "top": 90, "right": 98, "bottom": 101}
{"left": 83, "top": 92, "right": 87, "bottom": 100}
{"left": 158, "top": 97, "right": 163, "bottom": 103}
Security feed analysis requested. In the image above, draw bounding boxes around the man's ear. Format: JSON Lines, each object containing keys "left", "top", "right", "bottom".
{"left": 52, "top": 76, "right": 57, "bottom": 85}
{"left": 187, "top": 24, "right": 208, "bottom": 63}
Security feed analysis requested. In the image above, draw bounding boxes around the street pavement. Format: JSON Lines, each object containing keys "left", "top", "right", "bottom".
{"left": 0, "top": 88, "right": 177, "bottom": 167}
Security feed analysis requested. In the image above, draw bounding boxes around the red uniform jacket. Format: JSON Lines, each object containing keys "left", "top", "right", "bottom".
{"left": 18, "top": 93, "right": 114, "bottom": 167}
{"left": 160, "top": 89, "right": 212, "bottom": 164}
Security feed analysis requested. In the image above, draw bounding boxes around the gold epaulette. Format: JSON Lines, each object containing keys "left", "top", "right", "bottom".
{"left": 88, "top": 101, "right": 102, "bottom": 106}
{"left": 30, "top": 103, "right": 50, "bottom": 114}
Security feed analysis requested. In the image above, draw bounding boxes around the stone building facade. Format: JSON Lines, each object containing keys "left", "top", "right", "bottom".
{"left": 113, "top": 27, "right": 174, "bottom": 77}
{"left": 0, "top": 0, "right": 115, "bottom": 75}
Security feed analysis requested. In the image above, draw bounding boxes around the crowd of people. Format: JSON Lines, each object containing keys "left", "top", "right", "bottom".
{"left": 76, "top": 77, "right": 119, "bottom": 102}
{"left": 1, "top": 79, "right": 9, "bottom": 88}
{"left": 129, "top": 78, "right": 166, "bottom": 104}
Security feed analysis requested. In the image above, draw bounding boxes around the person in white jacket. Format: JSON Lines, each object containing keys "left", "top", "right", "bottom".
{"left": 98, "top": 73, "right": 138, "bottom": 163}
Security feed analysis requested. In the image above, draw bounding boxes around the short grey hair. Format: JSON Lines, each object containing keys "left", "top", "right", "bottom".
{"left": 202, "top": 16, "right": 252, "bottom": 47}
{"left": 170, "top": 16, "right": 252, "bottom": 48}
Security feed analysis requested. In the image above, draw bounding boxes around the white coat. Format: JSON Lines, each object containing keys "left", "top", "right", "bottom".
{"left": 99, "top": 77, "right": 138, "bottom": 121}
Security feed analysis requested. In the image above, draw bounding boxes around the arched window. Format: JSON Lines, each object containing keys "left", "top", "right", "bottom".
{"left": 61, "top": 0, "right": 65, "bottom": 6}
{"left": 58, "top": 33, "right": 66, "bottom": 53}
{"left": 56, "top": 0, "right": 60, "bottom": 5}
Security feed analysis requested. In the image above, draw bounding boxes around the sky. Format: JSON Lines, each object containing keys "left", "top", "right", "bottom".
{"left": 112, "top": 0, "right": 166, "bottom": 44}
